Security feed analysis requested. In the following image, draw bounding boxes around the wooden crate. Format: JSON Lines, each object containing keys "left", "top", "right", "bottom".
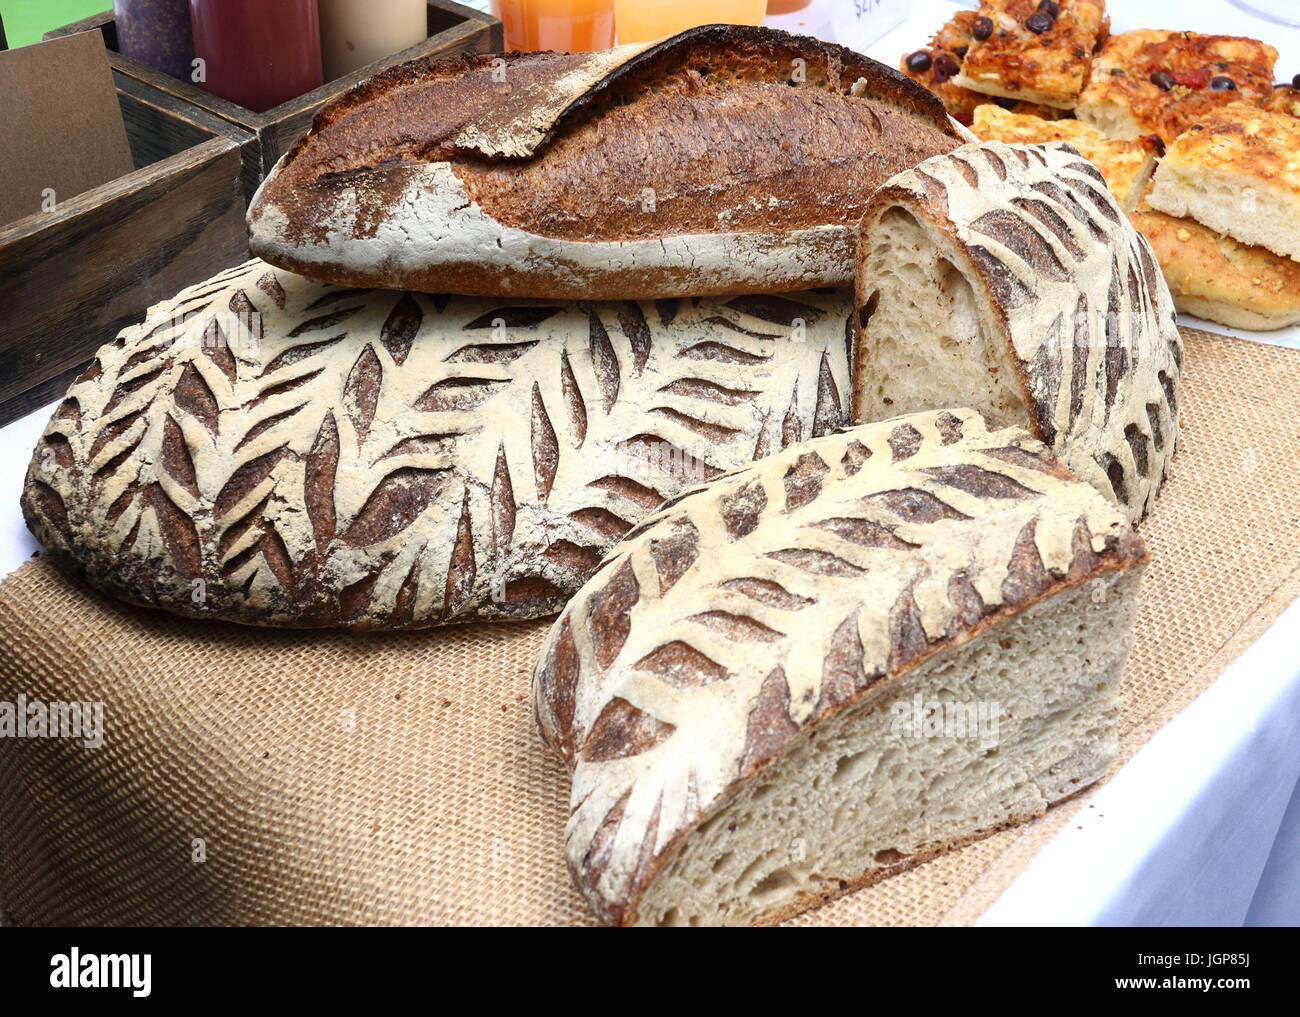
{"left": 0, "top": 76, "right": 251, "bottom": 427}
{"left": 47, "top": 1, "right": 503, "bottom": 201}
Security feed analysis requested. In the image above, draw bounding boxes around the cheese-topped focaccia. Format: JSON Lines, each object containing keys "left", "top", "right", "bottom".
{"left": 1264, "top": 83, "right": 1300, "bottom": 118}
{"left": 971, "top": 103, "right": 1160, "bottom": 211}
{"left": 1145, "top": 101, "right": 1300, "bottom": 261}
{"left": 1076, "top": 30, "right": 1277, "bottom": 143}
{"left": 952, "top": 0, "right": 1108, "bottom": 109}
{"left": 1130, "top": 208, "right": 1300, "bottom": 331}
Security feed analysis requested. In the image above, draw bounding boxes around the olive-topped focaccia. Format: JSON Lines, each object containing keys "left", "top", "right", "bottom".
{"left": 1076, "top": 30, "right": 1277, "bottom": 143}
{"left": 952, "top": 0, "right": 1109, "bottom": 109}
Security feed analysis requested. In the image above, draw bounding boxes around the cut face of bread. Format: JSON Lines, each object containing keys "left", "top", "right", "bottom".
{"left": 952, "top": 0, "right": 1107, "bottom": 109}
{"left": 853, "top": 141, "right": 1184, "bottom": 523}
{"left": 1076, "top": 30, "right": 1278, "bottom": 144}
{"left": 971, "top": 104, "right": 1160, "bottom": 212}
{"left": 22, "top": 260, "right": 851, "bottom": 630}
{"left": 534, "top": 409, "right": 1147, "bottom": 926}
{"left": 1130, "top": 209, "right": 1300, "bottom": 331}
{"left": 1145, "top": 103, "right": 1300, "bottom": 262}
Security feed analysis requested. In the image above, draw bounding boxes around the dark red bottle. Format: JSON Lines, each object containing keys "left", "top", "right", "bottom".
{"left": 190, "top": 0, "right": 323, "bottom": 113}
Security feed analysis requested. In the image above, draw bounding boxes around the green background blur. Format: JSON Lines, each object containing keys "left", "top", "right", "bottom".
{"left": 2, "top": 1, "right": 111, "bottom": 48}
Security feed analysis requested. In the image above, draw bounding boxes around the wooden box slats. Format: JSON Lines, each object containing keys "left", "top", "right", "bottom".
{"left": 46, "top": 1, "right": 503, "bottom": 200}
{"left": 0, "top": 77, "right": 252, "bottom": 427}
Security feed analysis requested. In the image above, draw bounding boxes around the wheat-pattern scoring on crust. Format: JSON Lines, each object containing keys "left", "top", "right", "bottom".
{"left": 22, "top": 261, "right": 851, "bottom": 629}
{"left": 533, "top": 407, "right": 1147, "bottom": 925}
{"left": 856, "top": 141, "right": 1184, "bottom": 524}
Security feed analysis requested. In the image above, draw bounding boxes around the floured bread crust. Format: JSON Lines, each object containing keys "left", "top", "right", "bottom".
{"left": 534, "top": 408, "right": 1146, "bottom": 925}
{"left": 246, "top": 25, "right": 962, "bottom": 300}
{"left": 853, "top": 141, "right": 1183, "bottom": 523}
{"left": 1076, "top": 30, "right": 1278, "bottom": 143}
{"left": 22, "top": 261, "right": 852, "bottom": 630}
{"left": 952, "top": 0, "right": 1107, "bottom": 109}
{"left": 971, "top": 103, "right": 1160, "bottom": 211}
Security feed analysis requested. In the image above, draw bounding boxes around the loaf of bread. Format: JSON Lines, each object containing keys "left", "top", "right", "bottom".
{"left": 21, "top": 260, "right": 851, "bottom": 629}
{"left": 534, "top": 408, "right": 1146, "bottom": 926}
{"left": 853, "top": 141, "right": 1183, "bottom": 523}
{"left": 246, "top": 26, "right": 963, "bottom": 300}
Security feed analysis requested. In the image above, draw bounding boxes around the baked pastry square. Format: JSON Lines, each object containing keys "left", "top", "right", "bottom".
{"left": 1145, "top": 102, "right": 1300, "bottom": 261}
{"left": 1264, "top": 83, "right": 1300, "bottom": 118}
{"left": 899, "top": 10, "right": 988, "bottom": 126}
{"left": 1076, "top": 30, "right": 1278, "bottom": 143}
{"left": 1130, "top": 209, "right": 1300, "bottom": 331}
{"left": 971, "top": 103, "right": 1160, "bottom": 211}
{"left": 952, "top": 0, "right": 1108, "bottom": 109}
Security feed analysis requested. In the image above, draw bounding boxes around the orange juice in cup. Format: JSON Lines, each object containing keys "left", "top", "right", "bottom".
{"left": 613, "top": 0, "right": 766, "bottom": 43}
{"left": 491, "top": 0, "right": 616, "bottom": 51}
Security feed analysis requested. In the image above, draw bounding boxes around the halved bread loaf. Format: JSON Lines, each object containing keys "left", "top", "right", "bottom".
{"left": 534, "top": 408, "right": 1146, "bottom": 926}
{"left": 852, "top": 141, "right": 1183, "bottom": 523}
{"left": 246, "top": 26, "right": 962, "bottom": 300}
{"left": 21, "top": 260, "right": 851, "bottom": 629}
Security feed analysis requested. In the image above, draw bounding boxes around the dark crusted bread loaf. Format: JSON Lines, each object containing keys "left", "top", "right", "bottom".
{"left": 853, "top": 141, "right": 1183, "bottom": 524}
{"left": 22, "top": 260, "right": 851, "bottom": 630}
{"left": 534, "top": 407, "right": 1147, "bottom": 926}
{"left": 246, "top": 25, "right": 963, "bottom": 300}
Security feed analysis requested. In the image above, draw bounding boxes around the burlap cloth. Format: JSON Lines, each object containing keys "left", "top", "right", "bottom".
{"left": 1, "top": 327, "right": 1297, "bottom": 926}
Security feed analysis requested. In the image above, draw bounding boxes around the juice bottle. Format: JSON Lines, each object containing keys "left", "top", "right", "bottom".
{"left": 613, "top": 0, "right": 766, "bottom": 43}
{"left": 491, "top": 0, "right": 617, "bottom": 52}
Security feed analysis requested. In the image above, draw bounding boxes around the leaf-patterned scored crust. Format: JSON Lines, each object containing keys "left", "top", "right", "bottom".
{"left": 21, "top": 261, "right": 851, "bottom": 629}
{"left": 855, "top": 141, "right": 1184, "bottom": 524}
{"left": 533, "top": 407, "right": 1147, "bottom": 925}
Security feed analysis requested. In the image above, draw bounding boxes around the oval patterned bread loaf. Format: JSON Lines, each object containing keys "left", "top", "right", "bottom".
{"left": 853, "top": 141, "right": 1184, "bottom": 523}
{"left": 21, "top": 261, "right": 851, "bottom": 629}
{"left": 534, "top": 408, "right": 1147, "bottom": 926}
{"left": 246, "top": 25, "right": 963, "bottom": 300}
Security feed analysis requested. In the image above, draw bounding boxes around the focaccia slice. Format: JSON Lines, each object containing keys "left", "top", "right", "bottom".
{"left": 952, "top": 0, "right": 1107, "bottom": 109}
{"left": 1076, "top": 30, "right": 1277, "bottom": 143}
{"left": 971, "top": 103, "right": 1160, "bottom": 211}
{"left": 899, "top": 10, "right": 988, "bottom": 126}
{"left": 1264, "top": 83, "right": 1300, "bottom": 119}
{"left": 1130, "top": 209, "right": 1300, "bottom": 331}
{"left": 1145, "top": 102, "right": 1300, "bottom": 261}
